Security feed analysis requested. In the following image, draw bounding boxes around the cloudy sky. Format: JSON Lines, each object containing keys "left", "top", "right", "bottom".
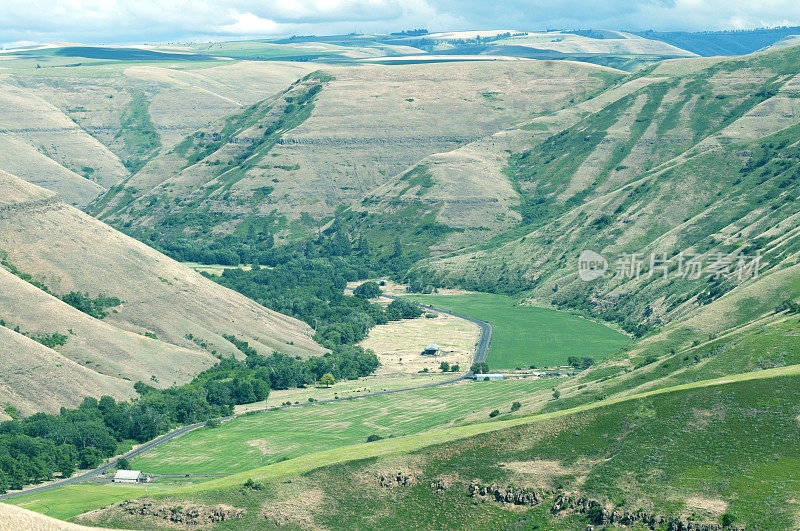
{"left": 2, "top": 0, "right": 800, "bottom": 47}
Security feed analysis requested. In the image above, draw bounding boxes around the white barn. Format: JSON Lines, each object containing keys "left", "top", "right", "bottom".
{"left": 113, "top": 470, "right": 148, "bottom": 483}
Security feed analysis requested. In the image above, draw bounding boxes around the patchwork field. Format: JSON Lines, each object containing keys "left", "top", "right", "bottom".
{"left": 234, "top": 373, "right": 457, "bottom": 413}
{"left": 130, "top": 378, "right": 555, "bottom": 475}
{"left": 62, "top": 366, "right": 800, "bottom": 530}
{"left": 405, "top": 293, "right": 631, "bottom": 369}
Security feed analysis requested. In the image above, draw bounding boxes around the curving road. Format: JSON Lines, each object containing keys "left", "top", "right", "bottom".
{"left": 0, "top": 294, "right": 491, "bottom": 501}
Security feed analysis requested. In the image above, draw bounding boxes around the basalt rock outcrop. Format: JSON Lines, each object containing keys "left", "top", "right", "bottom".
{"left": 379, "top": 471, "right": 415, "bottom": 488}
{"left": 468, "top": 483, "right": 741, "bottom": 530}
{"left": 117, "top": 500, "right": 245, "bottom": 525}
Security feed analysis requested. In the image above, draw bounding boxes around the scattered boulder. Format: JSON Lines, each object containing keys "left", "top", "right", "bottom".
{"left": 117, "top": 500, "right": 245, "bottom": 525}
{"left": 379, "top": 471, "right": 415, "bottom": 488}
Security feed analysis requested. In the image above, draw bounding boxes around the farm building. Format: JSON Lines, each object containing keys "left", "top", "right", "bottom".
{"left": 471, "top": 373, "right": 505, "bottom": 381}
{"left": 113, "top": 470, "right": 149, "bottom": 483}
{"left": 422, "top": 344, "right": 440, "bottom": 355}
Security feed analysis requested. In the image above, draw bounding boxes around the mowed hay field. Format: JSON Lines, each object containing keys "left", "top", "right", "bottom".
{"left": 406, "top": 293, "right": 631, "bottom": 368}
{"left": 131, "top": 378, "right": 554, "bottom": 475}
{"left": 235, "top": 373, "right": 456, "bottom": 413}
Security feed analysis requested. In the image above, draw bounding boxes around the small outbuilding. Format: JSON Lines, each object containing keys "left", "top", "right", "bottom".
{"left": 113, "top": 470, "right": 149, "bottom": 483}
{"left": 422, "top": 344, "right": 440, "bottom": 355}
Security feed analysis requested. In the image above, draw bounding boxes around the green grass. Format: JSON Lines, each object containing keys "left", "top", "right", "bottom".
{"left": 405, "top": 293, "right": 630, "bottom": 369}
{"left": 23, "top": 364, "right": 800, "bottom": 525}
{"left": 115, "top": 90, "right": 161, "bottom": 172}
{"left": 131, "top": 378, "right": 555, "bottom": 475}
{"left": 6, "top": 485, "right": 145, "bottom": 521}
{"left": 154, "top": 362, "right": 800, "bottom": 495}
{"left": 298, "top": 372, "right": 800, "bottom": 530}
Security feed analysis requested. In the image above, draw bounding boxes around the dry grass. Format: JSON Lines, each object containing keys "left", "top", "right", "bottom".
{"left": 0, "top": 325, "right": 132, "bottom": 415}
{"left": 0, "top": 502, "right": 100, "bottom": 530}
{"left": 0, "top": 172, "right": 324, "bottom": 412}
{"left": 0, "top": 81, "right": 128, "bottom": 196}
{"left": 359, "top": 312, "right": 479, "bottom": 376}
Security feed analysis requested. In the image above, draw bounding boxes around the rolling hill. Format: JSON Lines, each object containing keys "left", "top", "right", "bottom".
{"left": 394, "top": 44, "right": 800, "bottom": 337}
{"left": 4, "top": 31, "right": 800, "bottom": 530}
{"left": 0, "top": 170, "right": 323, "bottom": 415}
{"left": 90, "top": 60, "right": 623, "bottom": 250}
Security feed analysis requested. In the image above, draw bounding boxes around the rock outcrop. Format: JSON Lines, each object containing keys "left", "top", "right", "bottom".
{"left": 117, "top": 500, "right": 245, "bottom": 525}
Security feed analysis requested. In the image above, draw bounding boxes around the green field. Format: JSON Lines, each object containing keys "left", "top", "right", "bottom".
{"left": 131, "top": 378, "right": 554, "bottom": 475}
{"left": 69, "top": 365, "right": 800, "bottom": 530}
{"left": 6, "top": 485, "right": 146, "bottom": 521}
{"left": 406, "top": 293, "right": 631, "bottom": 369}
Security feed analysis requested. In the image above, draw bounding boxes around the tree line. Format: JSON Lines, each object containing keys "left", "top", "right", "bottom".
{"left": 0, "top": 345, "right": 378, "bottom": 493}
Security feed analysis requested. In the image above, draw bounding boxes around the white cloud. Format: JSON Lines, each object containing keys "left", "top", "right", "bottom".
{"left": 0, "top": 0, "right": 799, "bottom": 45}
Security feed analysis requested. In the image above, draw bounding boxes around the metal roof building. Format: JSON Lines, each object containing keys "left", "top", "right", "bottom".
{"left": 113, "top": 470, "right": 147, "bottom": 483}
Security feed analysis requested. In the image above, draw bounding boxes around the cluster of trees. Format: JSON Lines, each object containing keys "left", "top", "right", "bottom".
{"left": 61, "top": 292, "right": 123, "bottom": 319}
{"left": 220, "top": 343, "right": 379, "bottom": 390}
{"left": 470, "top": 362, "right": 490, "bottom": 374}
{"left": 438, "top": 362, "right": 460, "bottom": 372}
{"left": 566, "top": 356, "right": 595, "bottom": 370}
{"left": 214, "top": 260, "right": 421, "bottom": 349}
{"left": 0, "top": 392, "right": 231, "bottom": 493}
{"left": 0, "top": 319, "right": 68, "bottom": 348}
{"left": 0, "top": 345, "right": 379, "bottom": 493}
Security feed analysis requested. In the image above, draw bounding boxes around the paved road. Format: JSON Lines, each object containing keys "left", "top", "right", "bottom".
{"left": 0, "top": 294, "right": 491, "bottom": 501}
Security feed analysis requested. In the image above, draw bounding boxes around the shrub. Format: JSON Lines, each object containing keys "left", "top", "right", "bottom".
{"left": 206, "top": 419, "right": 220, "bottom": 428}
{"left": 366, "top": 434, "right": 384, "bottom": 442}
{"left": 511, "top": 401, "right": 522, "bottom": 412}
{"left": 353, "top": 281, "right": 382, "bottom": 299}
{"left": 566, "top": 356, "right": 595, "bottom": 370}
{"left": 116, "top": 458, "right": 130, "bottom": 470}
{"left": 489, "top": 410, "right": 500, "bottom": 418}
{"left": 386, "top": 298, "right": 423, "bottom": 320}
{"left": 439, "top": 361, "right": 450, "bottom": 372}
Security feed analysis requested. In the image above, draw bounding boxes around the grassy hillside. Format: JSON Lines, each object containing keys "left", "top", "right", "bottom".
{"left": 405, "top": 293, "right": 630, "bottom": 368}
{"left": 411, "top": 44, "right": 800, "bottom": 338}
{"left": 67, "top": 365, "right": 800, "bottom": 529}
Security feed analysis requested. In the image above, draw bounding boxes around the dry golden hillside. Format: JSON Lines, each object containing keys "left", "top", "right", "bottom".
{"left": 0, "top": 82, "right": 128, "bottom": 203}
{"left": 0, "top": 325, "right": 132, "bottom": 417}
{"left": 0, "top": 170, "right": 324, "bottom": 413}
{"left": 0, "top": 502, "right": 101, "bottom": 530}
{"left": 93, "top": 60, "right": 622, "bottom": 244}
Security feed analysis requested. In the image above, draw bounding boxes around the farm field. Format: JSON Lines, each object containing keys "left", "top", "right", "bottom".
{"left": 131, "top": 378, "right": 555, "bottom": 475}
{"left": 235, "top": 372, "right": 457, "bottom": 412}
{"left": 6, "top": 484, "right": 148, "bottom": 521}
{"left": 360, "top": 311, "right": 479, "bottom": 375}
{"left": 406, "top": 293, "right": 631, "bottom": 369}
